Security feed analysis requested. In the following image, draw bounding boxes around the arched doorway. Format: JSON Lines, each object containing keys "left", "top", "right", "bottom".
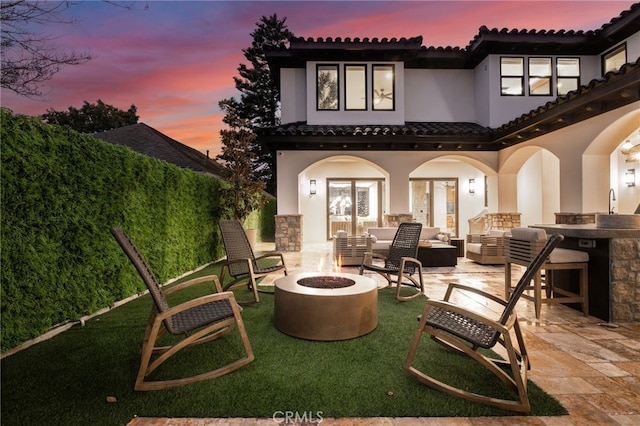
{"left": 410, "top": 155, "right": 498, "bottom": 236}
{"left": 300, "top": 155, "right": 388, "bottom": 243}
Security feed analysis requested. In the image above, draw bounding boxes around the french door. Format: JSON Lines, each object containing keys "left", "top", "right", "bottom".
{"left": 410, "top": 178, "right": 458, "bottom": 236}
{"left": 327, "top": 179, "right": 384, "bottom": 239}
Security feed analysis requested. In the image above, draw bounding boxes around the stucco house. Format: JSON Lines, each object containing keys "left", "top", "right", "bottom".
{"left": 260, "top": 3, "right": 640, "bottom": 248}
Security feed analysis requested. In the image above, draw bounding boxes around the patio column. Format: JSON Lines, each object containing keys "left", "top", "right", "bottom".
{"left": 387, "top": 167, "right": 411, "bottom": 218}
{"left": 275, "top": 214, "right": 303, "bottom": 252}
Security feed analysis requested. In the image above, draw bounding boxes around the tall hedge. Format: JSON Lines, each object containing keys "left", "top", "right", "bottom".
{"left": 1, "top": 110, "right": 238, "bottom": 350}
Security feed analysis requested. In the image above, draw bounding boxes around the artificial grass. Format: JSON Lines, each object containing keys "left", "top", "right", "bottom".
{"left": 1, "top": 263, "right": 566, "bottom": 425}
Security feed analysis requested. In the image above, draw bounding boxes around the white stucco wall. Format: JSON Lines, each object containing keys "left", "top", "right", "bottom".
{"left": 280, "top": 68, "right": 306, "bottom": 124}
{"left": 516, "top": 150, "right": 560, "bottom": 227}
{"left": 404, "top": 69, "right": 475, "bottom": 122}
{"left": 474, "top": 57, "right": 491, "bottom": 126}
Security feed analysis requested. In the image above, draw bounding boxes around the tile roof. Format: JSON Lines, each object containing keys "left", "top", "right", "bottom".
{"left": 263, "top": 121, "right": 488, "bottom": 136}
{"left": 94, "top": 123, "right": 229, "bottom": 177}
{"left": 266, "top": 3, "right": 640, "bottom": 69}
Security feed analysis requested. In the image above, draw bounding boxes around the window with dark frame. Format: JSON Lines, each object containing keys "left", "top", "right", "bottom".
{"left": 528, "top": 57, "right": 552, "bottom": 96}
{"left": 316, "top": 64, "right": 339, "bottom": 110}
{"left": 501, "top": 57, "right": 524, "bottom": 96}
{"left": 602, "top": 43, "right": 627, "bottom": 74}
{"left": 557, "top": 58, "right": 580, "bottom": 96}
{"left": 372, "top": 64, "right": 395, "bottom": 110}
{"left": 345, "top": 65, "right": 367, "bottom": 110}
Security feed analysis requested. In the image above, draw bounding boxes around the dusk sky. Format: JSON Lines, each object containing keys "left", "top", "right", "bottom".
{"left": 1, "top": 0, "right": 635, "bottom": 155}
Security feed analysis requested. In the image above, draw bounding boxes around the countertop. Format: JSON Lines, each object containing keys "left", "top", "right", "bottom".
{"left": 530, "top": 224, "right": 640, "bottom": 238}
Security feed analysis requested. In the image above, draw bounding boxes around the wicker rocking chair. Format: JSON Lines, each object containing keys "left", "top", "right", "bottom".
{"left": 359, "top": 222, "right": 424, "bottom": 301}
{"left": 111, "top": 227, "right": 254, "bottom": 391}
{"left": 404, "top": 233, "right": 564, "bottom": 412}
{"left": 219, "top": 220, "right": 288, "bottom": 303}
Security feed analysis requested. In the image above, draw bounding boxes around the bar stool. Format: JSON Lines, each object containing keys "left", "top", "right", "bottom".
{"left": 505, "top": 228, "right": 589, "bottom": 319}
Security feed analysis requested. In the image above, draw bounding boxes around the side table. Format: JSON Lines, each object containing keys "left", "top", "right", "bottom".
{"left": 416, "top": 245, "right": 457, "bottom": 267}
{"left": 450, "top": 238, "right": 465, "bottom": 257}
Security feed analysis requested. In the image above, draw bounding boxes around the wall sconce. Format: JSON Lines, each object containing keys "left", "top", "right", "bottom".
{"left": 468, "top": 179, "right": 476, "bottom": 194}
{"left": 309, "top": 179, "right": 317, "bottom": 196}
{"left": 625, "top": 169, "right": 636, "bottom": 187}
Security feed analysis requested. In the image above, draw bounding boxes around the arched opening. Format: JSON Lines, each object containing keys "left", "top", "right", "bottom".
{"left": 410, "top": 155, "right": 498, "bottom": 236}
{"left": 300, "top": 155, "right": 388, "bottom": 243}
{"left": 584, "top": 110, "right": 640, "bottom": 214}
{"left": 501, "top": 147, "right": 560, "bottom": 227}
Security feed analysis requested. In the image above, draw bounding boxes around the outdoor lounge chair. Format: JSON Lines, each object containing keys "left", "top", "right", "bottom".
{"left": 219, "top": 219, "right": 288, "bottom": 303}
{"left": 111, "top": 227, "right": 254, "bottom": 391}
{"left": 359, "top": 222, "right": 424, "bottom": 301}
{"left": 404, "top": 233, "right": 564, "bottom": 412}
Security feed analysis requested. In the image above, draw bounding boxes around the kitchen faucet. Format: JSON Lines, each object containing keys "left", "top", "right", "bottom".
{"left": 609, "top": 188, "right": 616, "bottom": 214}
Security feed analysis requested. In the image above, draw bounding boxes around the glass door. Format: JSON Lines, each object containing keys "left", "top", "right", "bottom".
{"left": 328, "top": 179, "right": 383, "bottom": 239}
{"left": 410, "top": 179, "right": 458, "bottom": 236}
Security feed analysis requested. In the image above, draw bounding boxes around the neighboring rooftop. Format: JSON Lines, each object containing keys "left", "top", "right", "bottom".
{"left": 94, "top": 123, "right": 228, "bottom": 177}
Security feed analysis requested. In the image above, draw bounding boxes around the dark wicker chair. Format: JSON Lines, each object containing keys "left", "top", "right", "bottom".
{"left": 404, "top": 233, "right": 564, "bottom": 412}
{"left": 111, "top": 227, "right": 254, "bottom": 391}
{"left": 359, "top": 222, "right": 424, "bottom": 301}
{"left": 219, "top": 220, "right": 287, "bottom": 303}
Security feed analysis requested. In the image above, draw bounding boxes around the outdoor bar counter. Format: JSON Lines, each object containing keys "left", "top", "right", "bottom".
{"left": 530, "top": 223, "right": 640, "bottom": 322}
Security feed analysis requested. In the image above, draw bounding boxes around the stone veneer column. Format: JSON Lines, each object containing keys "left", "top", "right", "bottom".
{"left": 610, "top": 238, "right": 640, "bottom": 322}
{"left": 275, "top": 214, "right": 302, "bottom": 252}
{"left": 485, "top": 213, "right": 521, "bottom": 230}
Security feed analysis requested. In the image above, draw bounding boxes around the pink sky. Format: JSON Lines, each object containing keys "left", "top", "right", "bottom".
{"left": 1, "top": 1, "right": 634, "bottom": 155}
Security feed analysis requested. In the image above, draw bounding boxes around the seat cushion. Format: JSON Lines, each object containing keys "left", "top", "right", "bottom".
{"left": 548, "top": 248, "right": 589, "bottom": 263}
{"left": 467, "top": 242, "right": 482, "bottom": 254}
{"left": 510, "top": 227, "right": 547, "bottom": 241}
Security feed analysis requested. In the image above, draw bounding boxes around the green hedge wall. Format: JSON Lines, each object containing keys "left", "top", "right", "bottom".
{"left": 0, "top": 110, "right": 271, "bottom": 351}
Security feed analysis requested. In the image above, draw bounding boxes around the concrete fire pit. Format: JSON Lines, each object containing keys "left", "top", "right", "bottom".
{"left": 274, "top": 272, "right": 378, "bottom": 341}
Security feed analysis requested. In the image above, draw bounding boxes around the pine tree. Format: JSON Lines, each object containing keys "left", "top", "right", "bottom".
{"left": 220, "top": 14, "right": 294, "bottom": 196}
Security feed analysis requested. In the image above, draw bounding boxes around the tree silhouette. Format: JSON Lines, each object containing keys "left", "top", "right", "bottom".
{"left": 220, "top": 14, "right": 294, "bottom": 195}
{"left": 42, "top": 99, "right": 139, "bottom": 133}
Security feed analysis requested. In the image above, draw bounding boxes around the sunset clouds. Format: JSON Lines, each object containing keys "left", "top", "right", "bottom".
{"left": 1, "top": 1, "right": 634, "bottom": 155}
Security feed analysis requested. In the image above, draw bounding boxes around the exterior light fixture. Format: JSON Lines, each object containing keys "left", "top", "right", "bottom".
{"left": 625, "top": 169, "right": 636, "bottom": 187}
{"left": 309, "top": 179, "right": 317, "bottom": 196}
{"left": 468, "top": 179, "right": 476, "bottom": 194}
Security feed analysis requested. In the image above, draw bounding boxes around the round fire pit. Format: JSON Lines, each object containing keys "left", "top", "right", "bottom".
{"left": 274, "top": 272, "right": 378, "bottom": 341}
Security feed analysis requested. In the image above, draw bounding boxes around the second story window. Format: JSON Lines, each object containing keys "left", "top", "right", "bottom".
{"left": 317, "top": 64, "right": 339, "bottom": 110}
{"left": 501, "top": 57, "right": 524, "bottom": 96}
{"left": 528, "top": 57, "right": 552, "bottom": 96}
{"left": 372, "top": 64, "right": 395, "bottom": 110}
{"left": 557, "top": 58, "right": 580, "bottom": 96}
{"left": 345, "top": 65, "right": 367, "bottom": 110}
{"left": 603, "top": 43, "right": 626, "bottom": 74}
